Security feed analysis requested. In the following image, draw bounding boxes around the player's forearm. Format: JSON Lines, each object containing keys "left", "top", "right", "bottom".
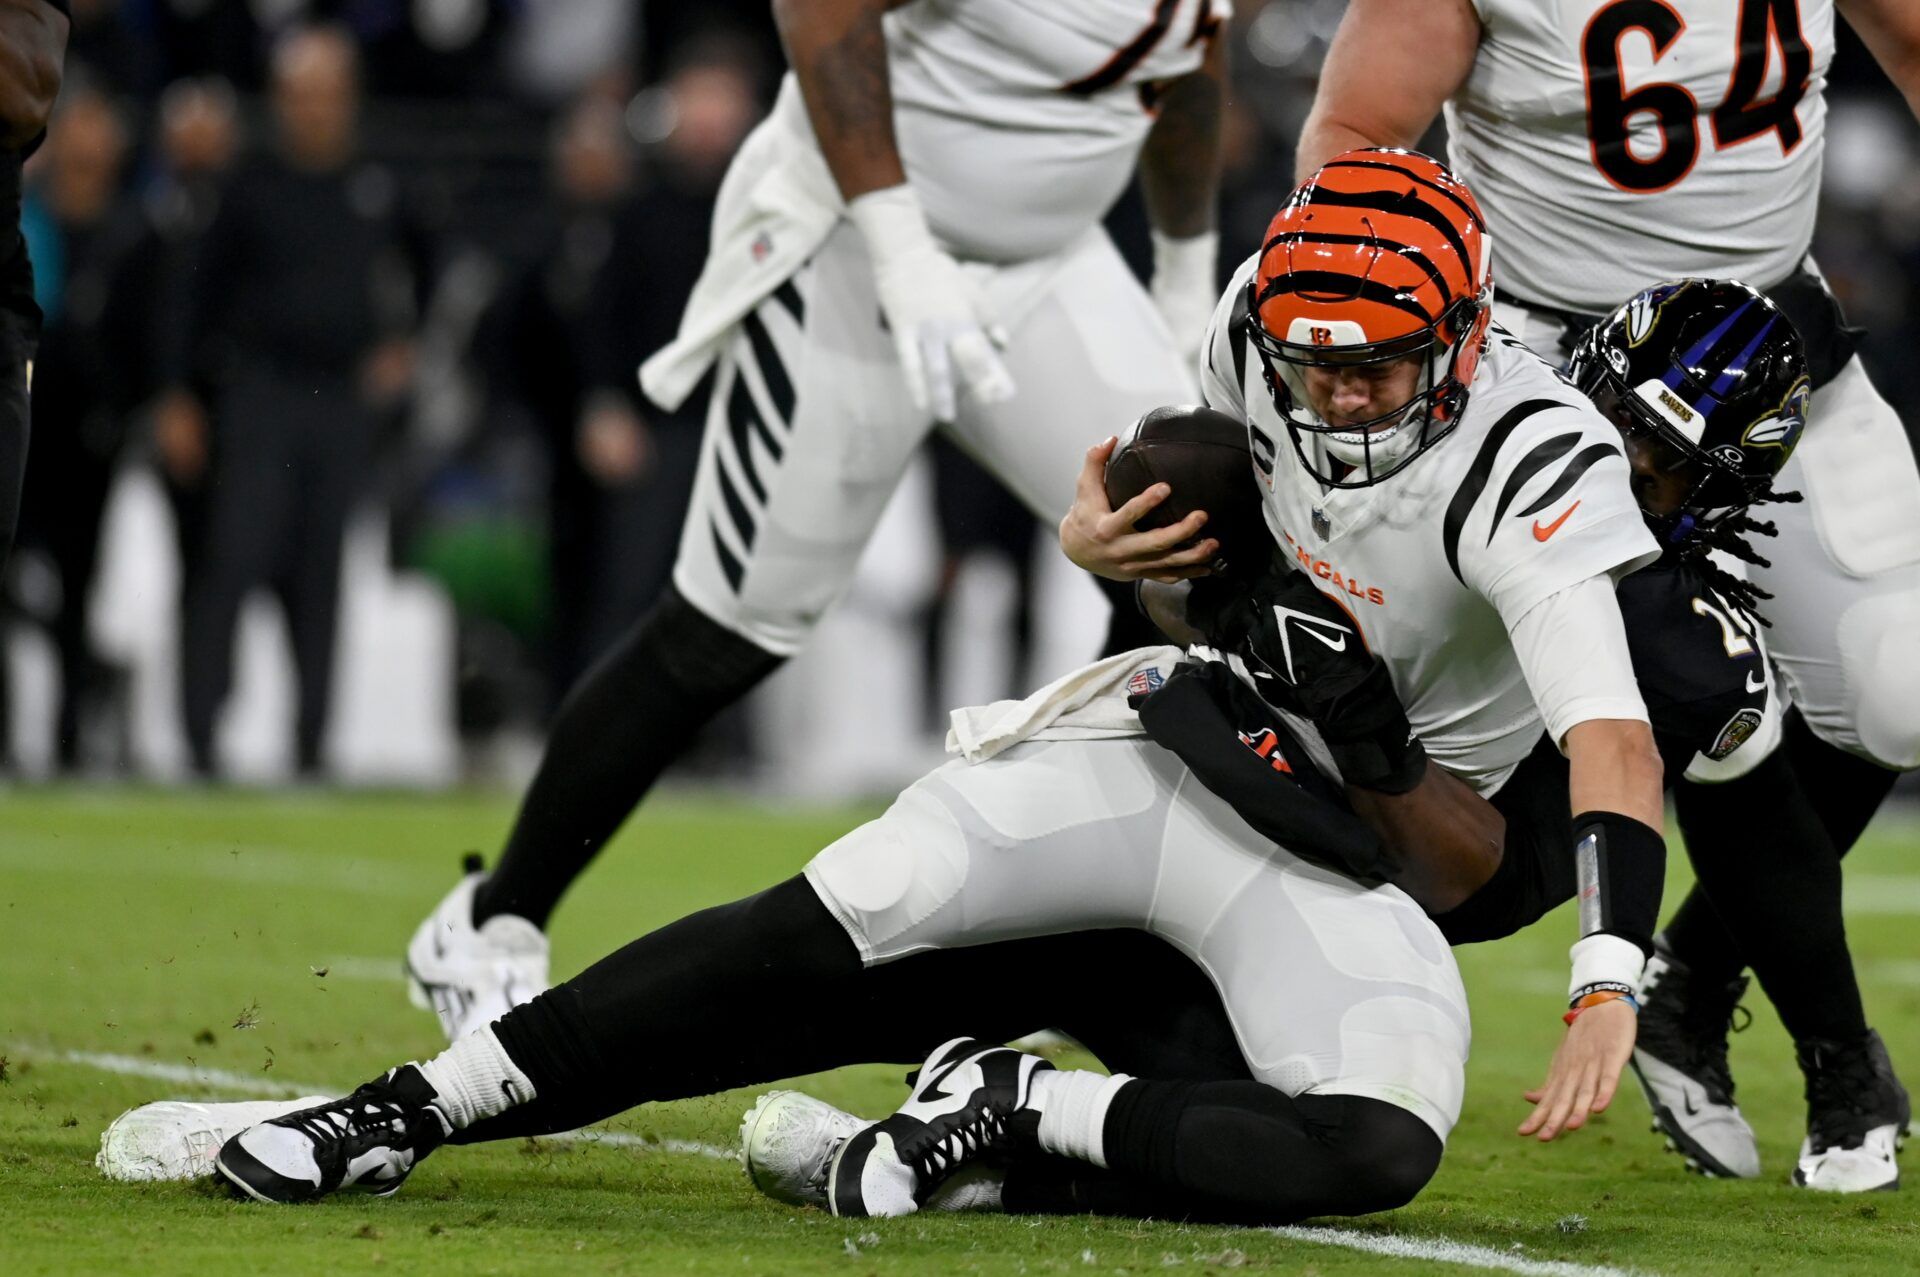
{"left": 1565, "top": 718, "right": 1665, "bottom": 828}
{"left": 773, "top": 0, "right": 907, "bottom": 202}
{"left": 1840, "top": 0, "right": 1920, "bottom": 122}
{"left": 1565, "top": 720, "right": 1666, "bottom": 991}
{"left": 1294, "top": 0, "right": 1479, "bottom": 180}
{"left": 1347, "top": 764, "right": 1504, "bottom": 913}
{"left": 1139, "top": 38, "right": 1224, "bottom": 239}
{"left": 0, "top": 0, "right": 66, "bottom": 150}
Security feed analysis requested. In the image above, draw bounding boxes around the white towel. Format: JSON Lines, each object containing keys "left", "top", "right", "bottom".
{"left": 640, "top": 78, "right": 843, "bottom": 412}
{"left": 945, "top": 646, "right": 1184, "bottom": 763}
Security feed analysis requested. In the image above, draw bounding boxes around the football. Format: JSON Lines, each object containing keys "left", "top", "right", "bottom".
{"left": 1104, "top": 404, "right": 1270, "bottom": 579}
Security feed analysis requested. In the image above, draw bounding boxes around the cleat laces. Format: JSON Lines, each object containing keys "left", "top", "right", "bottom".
{"left": 909, "top": 1108, "right": 1008, "bottom": 1191}
{"left": 1801, "top": 1036, "right": 1905, "bottom": 1155}
{"left": 1644, "top": 967, "right": 1750, "bottom": 1105}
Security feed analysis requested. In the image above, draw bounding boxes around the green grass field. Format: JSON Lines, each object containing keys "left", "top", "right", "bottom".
{"left": 5, "top": 790, "right": 1920, "bottom": 1276}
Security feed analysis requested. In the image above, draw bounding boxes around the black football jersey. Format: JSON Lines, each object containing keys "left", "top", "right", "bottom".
{"left": 1618, "top": 555, "right": 1772, "bottom": 781}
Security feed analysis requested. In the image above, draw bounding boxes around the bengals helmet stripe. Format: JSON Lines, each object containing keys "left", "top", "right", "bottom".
{"left": 1322, "top": 158, "right": 1488, "bottom": 234}
{"left": 1257, "top": 270, "right": 1439, "bottom": 325}
{"left": 1262, "top": 233, "right": 1451, "bottom": 301}
{"left": 1292, "top": 186, "right": 1477, "bottom": 299}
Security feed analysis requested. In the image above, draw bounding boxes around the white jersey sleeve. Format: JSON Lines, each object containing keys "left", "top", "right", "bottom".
{"left": 1445, "top": 390, "right": 1660, "bottom": 629}
{"left": 1198, "top": 252, "right": 1256, "bottom": 417}
{"left": 1509, "top": 575, "right": 1649, "bottom": 747}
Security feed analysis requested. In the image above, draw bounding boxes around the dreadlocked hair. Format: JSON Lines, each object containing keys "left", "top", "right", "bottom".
{"left": 1675, "top": 488, "right": 1804, "bottom": 627}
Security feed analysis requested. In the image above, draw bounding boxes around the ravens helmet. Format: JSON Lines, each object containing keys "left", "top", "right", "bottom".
{"left": 1569, "top": 278, "right": 1810, "bottom": 546}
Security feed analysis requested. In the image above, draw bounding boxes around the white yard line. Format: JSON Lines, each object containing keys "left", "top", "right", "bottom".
{"left": 1269, "top": 1226, "right": 1651, "bottom": 1277}
{"left": 47, "top": 1048, "right": 314, "bottom": 1097}
{"left": 17, "top": 1045, "right": 735, "bottom": 1161}
{"left": 36, "top": 1044, "right": 1655, "bottom": 1275}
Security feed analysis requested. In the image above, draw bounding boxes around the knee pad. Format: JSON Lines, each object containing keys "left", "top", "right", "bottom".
{"left": 1840, "top": 591, "right": 1920, "bottom": 770}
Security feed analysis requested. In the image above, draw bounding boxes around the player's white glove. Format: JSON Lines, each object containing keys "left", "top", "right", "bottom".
{"left": 1149, "top": 228, "right": 1220, "bottom": 371}
{"left": 847, "top": 184, "right": 1015, "bottom": 422}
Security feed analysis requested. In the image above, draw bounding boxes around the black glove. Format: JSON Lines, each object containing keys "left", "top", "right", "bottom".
{"left": 1135, "top": 656, "right": 1391, "bottom": 881}
{"left": 1239, "top": 570, "right": 1427, "bottom": 794}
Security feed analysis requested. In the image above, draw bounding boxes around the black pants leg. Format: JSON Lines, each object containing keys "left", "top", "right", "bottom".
{"left": 180, "top": 371, "right": 300, "bottom": 773}
{"left": 471, "top": 586, "right": 783, "bottom": 928}
{"left": 454, "top": 875, "right": 1437, "bottom": 1223}
{"left": 1665, "top": 723, "right": 1876, "bottom": 1042}
{"left": 275, "top": 383, "right": 368, "bottom": 775}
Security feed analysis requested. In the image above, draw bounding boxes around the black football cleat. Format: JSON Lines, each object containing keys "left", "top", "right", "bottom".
{"left": 827, "top": 1038, "right": 1050, "bottom": 1217}
{"left": 1795, "top": 1030, "right": 1910, "bottom": 1192}
{"left": 214, "top": 1066, "right": 452, "bottom": 1203}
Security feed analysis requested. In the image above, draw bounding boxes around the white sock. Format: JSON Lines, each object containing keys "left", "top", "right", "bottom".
{"left": 1028, "top": 1069, "right": 1132, "bottom": 1169}
{"left": 414, "top": 1026, "right": 536, "bottom": 1129}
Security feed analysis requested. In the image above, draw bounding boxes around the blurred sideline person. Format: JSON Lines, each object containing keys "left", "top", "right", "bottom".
{"left": 139, "top": 77, "right": 238, "bottom": 600}
{"left": 1295, "top": 0, "right": 1920, "bottom": 1186}
{"left": 12, "top": 83, "right": 139, "bottom": 769}
{"left": 405, "top": 0, "right": 1231, "bottom": 1039}
{"left": 0, "top": 0, "right": 69, "bottom": 571}
{"left": 154, "top": 28, "right": 421, "bottom": 778}
{"left": 492, "top": 50, "right": 760, "bottom": 704}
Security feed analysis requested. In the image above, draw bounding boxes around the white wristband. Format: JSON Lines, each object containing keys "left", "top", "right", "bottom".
{"left": 846, "top": 184, "right": 940, "bottom": 273}
{"left": 1150, "top": 228, "right": 1219, "bottom": 281}
{"left": 1568, "top": 933, "right": 1646, "bottom": 1003}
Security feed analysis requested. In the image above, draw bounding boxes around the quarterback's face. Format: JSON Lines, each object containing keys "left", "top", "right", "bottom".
{"left": 1298, "top": 355, "right": 1424, "bottom": 431}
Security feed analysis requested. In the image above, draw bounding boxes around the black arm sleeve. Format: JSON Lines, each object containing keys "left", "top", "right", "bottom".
{"left": 1135, "top": 659, "right": 1393, "bottom": 880}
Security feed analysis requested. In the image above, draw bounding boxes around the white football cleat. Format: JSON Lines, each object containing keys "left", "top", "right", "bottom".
{"left": 827, "top": 1037, "right": 1050, "bottom": 1218}
{"left": 1794, "top": 1030, "right": 1909, "bottom": 1193}
{"left": 98, "top": 1097, "right": 332, "bottom": 1182}
{"left": 406, "top": 857, "right": 550, "bottom": 1042}
{"left": 1797, "top": 1126, "right": 1904, "bottom": 1193}
{"left": 740, "top": 1090, "right": 870, "bottom": 1208}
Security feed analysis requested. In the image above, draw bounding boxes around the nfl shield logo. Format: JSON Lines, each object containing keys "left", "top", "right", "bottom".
{"left": 1312, "top": 508, "right": 1331, "bottom": 541}
{"left": 1126, "top": 667, "right": 1164, "bottom": 698}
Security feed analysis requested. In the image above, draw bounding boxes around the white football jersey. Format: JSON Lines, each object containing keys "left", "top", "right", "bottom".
{"left": 1202, "top": 254, "right": 1661, "bottom": 793}
{"left": 767, "top": 0, "right": 1228, "bottom": 264}
{"left": 1446, "top": 0, "right": 1834, "bottom": 313}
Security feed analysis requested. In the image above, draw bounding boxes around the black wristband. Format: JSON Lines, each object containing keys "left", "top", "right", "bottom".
{"left": 1571, "top": 810, "right": 1666, "bottom": 957}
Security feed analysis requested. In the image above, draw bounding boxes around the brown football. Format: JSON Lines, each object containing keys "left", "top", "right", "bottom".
{"left": 1103, "top": 405, "right": 1270, "bottom": 579}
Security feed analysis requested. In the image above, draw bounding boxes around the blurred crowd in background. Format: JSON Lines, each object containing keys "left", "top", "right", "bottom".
{"left": 6, "top": 0, "right": 1919, "bottom": 792}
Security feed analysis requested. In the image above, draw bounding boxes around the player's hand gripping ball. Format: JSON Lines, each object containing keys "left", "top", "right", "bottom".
{"left": 1102, "top": 405, "right": 1270, "bottom": 582}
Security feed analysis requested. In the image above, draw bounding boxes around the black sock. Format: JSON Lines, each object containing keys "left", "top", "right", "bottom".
{"left": 454, "top": 876, "right": 861, "bottom": 1141}
{"left": 1783, "top": 708, "right": 1900, "bottom": 856}
{"left": 1669, "top": 748, "right": 1867, "bottom": 1043}
{"left": 473, "top": 588, "right": 783, "bottom": 928}
{"left": 1050, "top": 1079, "right": 1439, "bottom": 1223}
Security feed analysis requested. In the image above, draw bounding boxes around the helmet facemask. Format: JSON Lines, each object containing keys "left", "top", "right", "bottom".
{"left": 1579, "top": 365, "right": 1770, "bottom": 547}
{"left": 1249, "top": 288, "right": 1485, "bottom": 489}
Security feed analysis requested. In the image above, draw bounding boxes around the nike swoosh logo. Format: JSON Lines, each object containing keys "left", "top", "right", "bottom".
{"left": 1681, "top": 1093, "right": 1699, "bottom": 1118}
{"left": 1297, "top": 625, "right": 1346, "bottom": 653}
{"left": 1746, "top": 671, "right": 1765, "bottom": 693}
{"left": 917, "top": 1051, "right": 975, "bottom": 1104}
{"left": 1533, "top": 500, "right": 1580, "bottom": 542}
{"left": 1267, "top": 603, "right": 1353, "bottom": 681}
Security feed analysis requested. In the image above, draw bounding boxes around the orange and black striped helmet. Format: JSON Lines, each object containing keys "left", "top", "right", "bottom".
{"left": 1247, "top": 149, "right": 1494, "bottom": 487}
